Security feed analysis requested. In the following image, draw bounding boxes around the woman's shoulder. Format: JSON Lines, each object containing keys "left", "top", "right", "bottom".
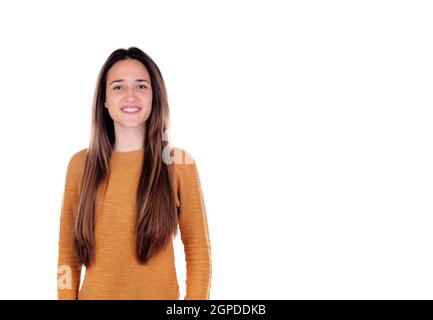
{"left": 70, "top": 147, "right": 88, "bottom": 163}
{"left": 66, "top": 147, "right": 88, "bottom": 173}
{"left": 61, "top": 148, "right": 88, "bottom": 189}
{"left": 168, "top": 147, "right": 199, "bottom": 180}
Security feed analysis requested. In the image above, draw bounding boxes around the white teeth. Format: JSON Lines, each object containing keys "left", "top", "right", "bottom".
{"left": 122, "top": 107, "right": 140, "bottom": 112}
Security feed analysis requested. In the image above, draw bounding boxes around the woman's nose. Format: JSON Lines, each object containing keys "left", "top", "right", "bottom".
{"left": 125, "top": 86, "right": 137, "bottom": 99}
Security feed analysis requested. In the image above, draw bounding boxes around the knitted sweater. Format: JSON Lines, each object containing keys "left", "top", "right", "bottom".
{"left": 57, "top": 147, "right": 211, "bottom": 300}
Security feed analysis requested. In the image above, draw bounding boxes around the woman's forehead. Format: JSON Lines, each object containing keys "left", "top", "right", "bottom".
{"left": 108, "top": 59, "right": 150, "bottom": 78}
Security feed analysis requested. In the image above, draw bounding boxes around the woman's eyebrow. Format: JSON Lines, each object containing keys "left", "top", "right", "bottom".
{"left": 109, "top": 79, "right": 150, "bottom": 85}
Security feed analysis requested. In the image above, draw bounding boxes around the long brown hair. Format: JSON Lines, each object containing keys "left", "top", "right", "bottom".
{"left": 74, "top": 47, "right": 178, "bottom": 267}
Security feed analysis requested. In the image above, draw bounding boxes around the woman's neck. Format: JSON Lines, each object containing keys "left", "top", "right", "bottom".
{"left": 113, "top": 123, "right": 146, "bottom": 152}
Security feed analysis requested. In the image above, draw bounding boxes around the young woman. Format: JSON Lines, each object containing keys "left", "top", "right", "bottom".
{"left": 57, "top": 47, "right": 212, "bottom": 300}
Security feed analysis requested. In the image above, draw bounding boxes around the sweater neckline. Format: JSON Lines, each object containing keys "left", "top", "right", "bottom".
{"left": 112, "top": 148, "right": 144, "bottom": 154}
{"left": 110, "top": 148, "right": 144, "bottom": 161}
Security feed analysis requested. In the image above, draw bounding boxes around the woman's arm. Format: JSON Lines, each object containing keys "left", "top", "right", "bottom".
{"left": 177, "top": 150, "right": 212, "bottom": 300}
{"left": 57, "top": 152, "right": 84, "bottom": 300}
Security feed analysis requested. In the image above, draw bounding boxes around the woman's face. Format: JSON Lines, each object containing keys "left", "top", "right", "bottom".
{"left": 105, "top": 59, "right": 153, "bottom": 129}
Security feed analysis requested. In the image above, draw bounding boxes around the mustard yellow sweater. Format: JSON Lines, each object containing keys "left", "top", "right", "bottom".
{"left": 57, "top": 148, "right": 212, "bottom": 300}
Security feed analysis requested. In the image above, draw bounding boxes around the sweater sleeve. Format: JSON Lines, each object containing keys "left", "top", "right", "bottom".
{"left": 57, "top": 152, "right": 84, "bottom": 300}
{"left": 177, "top": 150, "right": 212, "bottom": 300}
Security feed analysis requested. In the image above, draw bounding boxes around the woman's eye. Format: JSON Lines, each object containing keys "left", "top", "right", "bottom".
{"left": 112, "top": 85, "right": 147, "bottom": 91}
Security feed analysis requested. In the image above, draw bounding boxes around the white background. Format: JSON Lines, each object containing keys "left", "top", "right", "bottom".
{"left": 0, "top": 0, "right": 432, "bottom": 299}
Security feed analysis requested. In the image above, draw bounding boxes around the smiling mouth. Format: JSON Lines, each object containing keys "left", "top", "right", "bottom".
{"left": 121, "top": 106, "right": 141, "bottom": 114}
